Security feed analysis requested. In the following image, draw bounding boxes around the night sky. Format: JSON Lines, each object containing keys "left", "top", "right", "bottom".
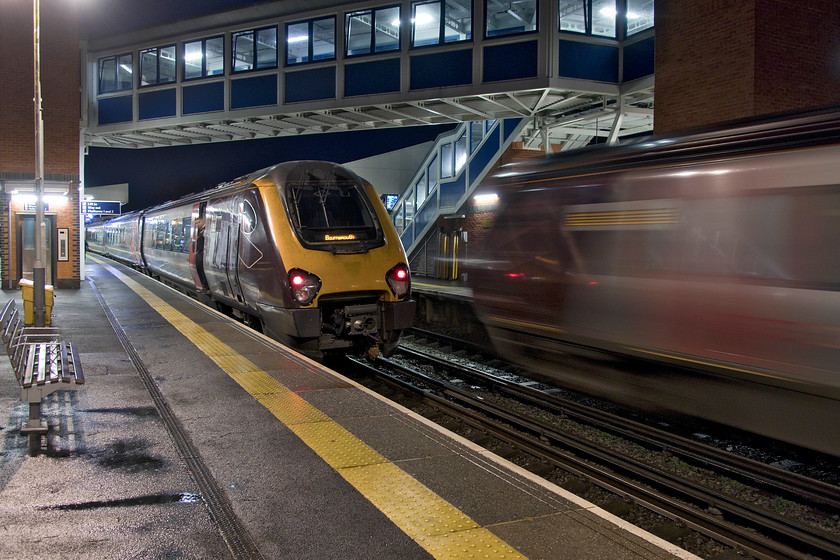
{"left": 80, "top": 1, "right": 454, "bottom": 211}
{"left": 86, "top": 125, "right": 456, "bottom": 212}
{"left": 78, "top": 0, "right": 266, "bottom": 39}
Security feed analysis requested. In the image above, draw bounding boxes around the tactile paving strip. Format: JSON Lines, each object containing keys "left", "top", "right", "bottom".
{"left": 104, "top": 264, "right": 527, "bottom": 560}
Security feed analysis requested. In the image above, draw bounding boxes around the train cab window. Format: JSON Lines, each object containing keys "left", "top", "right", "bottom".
{"left": 486, "top": 0, "right": 537, "bottom": 37}
{"left": 285, "top": 169, "right": 385, "bottom": 251}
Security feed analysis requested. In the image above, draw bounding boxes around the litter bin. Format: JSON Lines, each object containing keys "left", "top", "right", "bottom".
{"left": 19, "top": 278, "right": 54, "bottom": 325}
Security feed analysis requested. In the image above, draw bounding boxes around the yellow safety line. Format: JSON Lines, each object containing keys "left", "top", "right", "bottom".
{"left": 100, "top": 263, "right": 527, "bottom": 560}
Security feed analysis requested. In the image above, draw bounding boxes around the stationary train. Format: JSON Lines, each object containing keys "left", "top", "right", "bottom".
{"left": 87, "top": 161, "right": 414, "bottom": 360}
{"left": 468, "top": 108, "right": 840, "bottom": 453}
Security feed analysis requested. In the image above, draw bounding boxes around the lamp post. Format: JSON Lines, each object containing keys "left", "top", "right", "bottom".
{"left": 33, "top": 0, "right": 46, "bottom": 327}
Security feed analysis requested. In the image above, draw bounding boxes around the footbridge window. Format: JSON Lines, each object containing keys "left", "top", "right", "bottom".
{"left": 232, "top": 26, "right": 278, "bottom": 72}
{"left": 98, "top": 53, "right": 133, "bottom": 93}
{"left": 411, "top": 0, "right": 472, "bottom": 47}
{"left": 486, "top": 0, "right": 537, "bottom": 37}
{"left": 286, "top": 16, "right": 337, "bottom": 65}
{"left": 558, "top": 0, "right": 653, "bottom": 37}
{"left": 183, "top": 36, "right": 225, "bottom": 79}
{"left": 346, "top": 5, "right": 401, "bottom": 56}
{"left": 140, "top": 45, "right": 176, "bottom": 86}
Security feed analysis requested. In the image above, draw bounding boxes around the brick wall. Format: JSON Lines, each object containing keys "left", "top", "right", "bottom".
{"left": 0, "top": 0, "right": 81, "bottom": 289}
{"left": 654, "top": 0, "right": 840, "bottom": 133}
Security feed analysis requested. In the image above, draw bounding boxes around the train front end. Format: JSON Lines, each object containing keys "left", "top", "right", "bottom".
{"left": 258, "top": 162, "right": 414, "bottom": 359}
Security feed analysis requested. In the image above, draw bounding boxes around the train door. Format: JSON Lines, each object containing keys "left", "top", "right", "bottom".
{"left": 188, "top": 202, "right": 209, "bottom": 290}
{"left": 225, "top": 195, "right": 245, "bottom": 304}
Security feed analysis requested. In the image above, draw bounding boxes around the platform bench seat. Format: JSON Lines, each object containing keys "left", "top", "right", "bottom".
{"left": 1, "top": 299, "right": 84, "bottom": 441}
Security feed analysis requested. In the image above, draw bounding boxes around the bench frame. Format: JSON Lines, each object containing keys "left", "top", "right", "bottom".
{"left": 1, "top": 299, "right": 84, "bottom": 439}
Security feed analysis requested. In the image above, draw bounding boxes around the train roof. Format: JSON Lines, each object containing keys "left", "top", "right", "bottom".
{"left": 496, "top": 105, "right": 840, "bottom": 182}
{"left": 141, "top": 160, "right": 360, "bottom": 215}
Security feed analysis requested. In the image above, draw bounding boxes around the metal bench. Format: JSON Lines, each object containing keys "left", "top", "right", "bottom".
{"left": 1, "top": 299, "right": 84, "bottom": 442}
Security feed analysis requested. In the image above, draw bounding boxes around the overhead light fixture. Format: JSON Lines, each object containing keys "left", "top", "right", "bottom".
{"left": 474, "top": 193, "right": 499, "bottom": 205}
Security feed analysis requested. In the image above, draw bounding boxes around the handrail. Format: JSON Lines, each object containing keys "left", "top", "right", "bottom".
{"left": 390, "top": 118, "right": 527, "bottom": 259}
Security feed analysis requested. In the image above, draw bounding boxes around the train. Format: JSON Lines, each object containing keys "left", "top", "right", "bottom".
{"left": 86, "top": 160, "right": 415, "bottom": 360}
{"left": 468, "top": 108, "right": 840, "bottom": 454}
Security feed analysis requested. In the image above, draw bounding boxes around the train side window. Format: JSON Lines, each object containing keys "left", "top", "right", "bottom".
{"left": 680, "top": 197, "right": 788, "bottom": 280}
{"left": 788, "top": 191, "right": 840, "bottom": 286}
{"left": 241, "top": 200, "right": 257, "bottom": 234}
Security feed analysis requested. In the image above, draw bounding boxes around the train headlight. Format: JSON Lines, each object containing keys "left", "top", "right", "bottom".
{"left": 386, "top": 263, "right": 410, "bottom": 299}
{"left": 288, "top": 269, "right": 322, "bottom": 305}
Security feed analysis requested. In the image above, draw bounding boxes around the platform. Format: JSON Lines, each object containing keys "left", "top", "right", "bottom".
{"left": 0, "top": 257, "right": 698, "bottom": 560}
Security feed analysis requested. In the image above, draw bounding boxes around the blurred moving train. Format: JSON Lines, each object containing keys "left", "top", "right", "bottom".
{"left": 87, "top": 161, "right": 414, "bottom": 359}
{"left": 470, "top": 108, "right": 840, "bottom": 421}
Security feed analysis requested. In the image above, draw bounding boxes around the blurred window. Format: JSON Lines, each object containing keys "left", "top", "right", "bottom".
{"left": 233, "top": 27, "right": 278, "bottom": 72}
{"left": 286, "top": 17, "right": 336, "bottom": 65}
{"left": 183, "top": 36, "right": 224, "bottom": 80}
{"left": 346, "top": 6, "right": 401, "bottom": 56}
{"left": 486, "top": 0, "right": 537, "bottom": 37}
{"left": 140, "top": 45, "right": 176, "bottom": 86}
{"left": 411, "top": 0, "right": 471, "bottom": 47}
{"left": 98, "top": 53, "right": 133, "bottom": 93}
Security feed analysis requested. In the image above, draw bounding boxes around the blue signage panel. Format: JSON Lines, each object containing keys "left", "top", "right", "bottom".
{"left": 83, "top": 200, "right": 121, "bottom": 215}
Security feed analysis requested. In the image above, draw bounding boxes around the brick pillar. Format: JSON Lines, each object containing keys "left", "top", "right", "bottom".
{"left": 654, "top": 0, "right": 840, "bottom": 134}
{"left": 0, "top": 0, "right": 81, "bottom": 289}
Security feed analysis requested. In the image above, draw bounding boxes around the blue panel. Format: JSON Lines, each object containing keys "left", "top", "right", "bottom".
{"left": 469, "top": 126, "right": 500, "bottom": 182}
{"left": 138, "top": 88, "right": 176, "bottom": 120}
{"left": 414, "top": 197, "right": 438, "bottom": 236}
{"left": 483, "top": 41, "right": 538, "bottom": 82}
{"left": 558, "top": 40, "right": 618, "bottom": 83}
{"left": 231, "top": 75, "right": 278, "bottom": 109}
{"left": 503, "top": 118, "right": 523, "bottom": 142}
{"left": 345, "top": 59, "right": 400, "bottom": 97}
{"left": 183, "top": 81, "right": 224, "bottom": 115}
{"left": 285, "top": 67, "right": 335, "bottom": 103}
{"left": 410, "top": 50, "right": 472, "bottom": 90}
{"left": 439, "top": 172, "right": 467, "bottom": 208}
{"left": 400, "top": 227, "right": 414, "bottom": 249}
{"left": 623, "top": 36, "right": 655, "bottom": 82}
{"left": 98, "top": 95, "right": 132, "bottom": 125}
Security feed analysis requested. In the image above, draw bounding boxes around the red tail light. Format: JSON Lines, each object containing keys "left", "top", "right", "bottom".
{"left": 386, "top": 263, "right": 410, "bottom": 299}
{"left": 288, "top": 268, "right": 321, "bottom": 305}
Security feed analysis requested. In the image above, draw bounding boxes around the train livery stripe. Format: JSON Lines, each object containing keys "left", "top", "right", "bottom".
{"left": 564, "top": 208, "right": 681, "bottom": 227}
{"left": 102, "top": 263, "right": 527, "bottom": 560}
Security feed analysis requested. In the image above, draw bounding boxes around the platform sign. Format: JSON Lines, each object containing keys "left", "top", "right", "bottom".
{"left": 83, "top": 200, "right": 121, "bottom": 215}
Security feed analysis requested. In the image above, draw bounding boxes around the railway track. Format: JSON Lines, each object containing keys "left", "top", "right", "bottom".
{"left": 342, "top": 336, "right": 840, "bottom": 560}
